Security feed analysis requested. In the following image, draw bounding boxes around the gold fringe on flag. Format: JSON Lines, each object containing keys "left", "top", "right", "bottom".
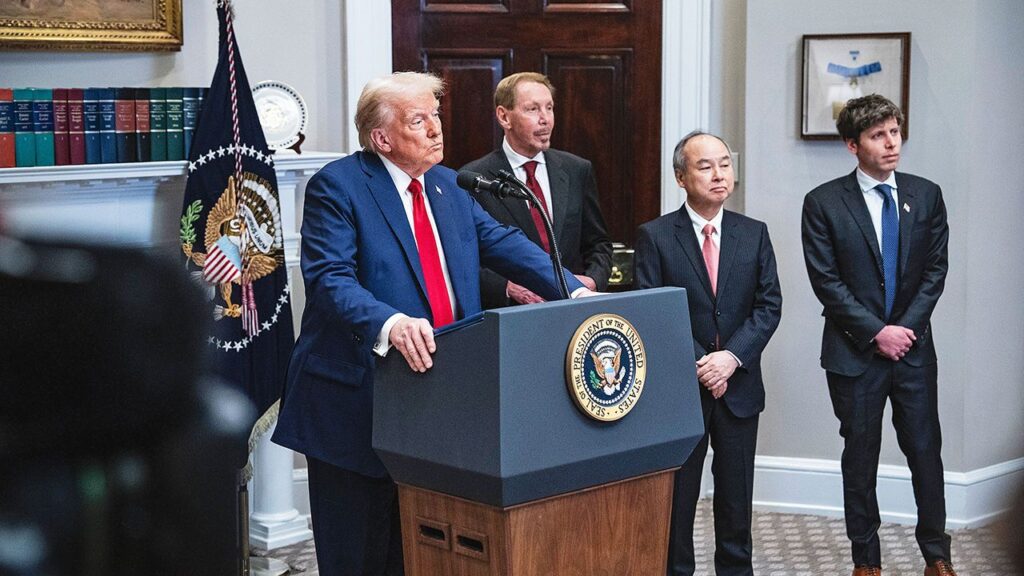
{"left": 240, "top": 399, "right": 279, "bottom": 484}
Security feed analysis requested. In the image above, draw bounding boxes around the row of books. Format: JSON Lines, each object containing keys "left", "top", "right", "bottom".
{"left": 0, "top": 87, "right": 209, "bottom": 169}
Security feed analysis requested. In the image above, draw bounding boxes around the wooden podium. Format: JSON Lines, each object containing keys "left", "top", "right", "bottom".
{"left": 373, "top": 288, "right": 704, "bottom": 575}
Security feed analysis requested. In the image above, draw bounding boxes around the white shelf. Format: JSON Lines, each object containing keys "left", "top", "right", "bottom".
{"left": 0, "top": 149, "right": 342, "bottom": 185}
{"left": 0, "top": 150, "right": 343, "bottom": 251}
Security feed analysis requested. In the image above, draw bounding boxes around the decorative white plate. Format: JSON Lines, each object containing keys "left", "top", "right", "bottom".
{"left": 252, "top": 80, "right": 307, "bottom": 150}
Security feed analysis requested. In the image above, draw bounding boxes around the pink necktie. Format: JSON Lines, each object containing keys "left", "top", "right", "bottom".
{"left": 409, "top": 179, "right": 454, "bottom": 327}
{"left": 702, "top": 223, "right": 719, "bottom": 295}
{"left": 522, "top": 161, "right": 551, "bottom": 253}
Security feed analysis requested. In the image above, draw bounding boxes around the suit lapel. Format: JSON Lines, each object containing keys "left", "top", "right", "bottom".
{"left": 895, "top": 173, "right": 915, "bottom": 277}
{"left": 673, "top": 209, "right": 715, "bottom": 300}
{"left": 361, "top": 153, "right": 429, "bottom": 302}
{"left": 840, "top": 172, "right": 884, "bottom": 276}
{"left": 544, "top": 150, "right": 569, "bottom": 241}
{"left": 485, "top": 150, "right": 540, "bottom": 243}
{"left": 423, "top": 170, "right": 467, "bottom": 319}
{"left": 716, "top": 212, "right": 740, "bottom": 297}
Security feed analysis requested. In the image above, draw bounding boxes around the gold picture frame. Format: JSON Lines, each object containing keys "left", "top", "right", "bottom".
{"left": 0, "top": 0, "right": 182, "bottom": 52}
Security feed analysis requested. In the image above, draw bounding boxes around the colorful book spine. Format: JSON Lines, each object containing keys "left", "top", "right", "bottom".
{"left": 52, "top": 88, "right": 70, "bottom": 166}
{"left": 135, "top": 88, "right": 151, "bottom": 162}
{"left": 165, "top": 87, "right": 184, "bottom": 161}
{"left": 13, "top": 88, "right": 36, "bottom": 167}
{"left": 114, "top": 87, "right": 137, "bottom": 163}
{"left": 0, "top": 88, "right": 14, "bottom": 168}
{"left": 67, "top": 89, "right": 85, "bottom": 165}
{"left": 182, "top": 87, "right": 200, "bottom": 160}
{"left": 98, "top": 88, "right": 117, "bottom": 164}
{"left": 83, "top": 88, "right": 102, "bottom": 164}
{"left": 149, "top": 87, "right": 167, "bottom": 161}
{"left": 32, "top": 88, "right": 55, "bottom": 166}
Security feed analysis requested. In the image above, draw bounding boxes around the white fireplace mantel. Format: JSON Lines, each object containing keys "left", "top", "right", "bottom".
{"left": 0, "top": 150, "right": 343, "bottom": 261}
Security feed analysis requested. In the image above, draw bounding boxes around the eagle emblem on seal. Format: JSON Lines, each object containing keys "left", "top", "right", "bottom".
{"left": 590, "top": 339, "right": 626, "bottom": 395}
{"left": 181, "top": 171, "right": 284, "bottom": 320}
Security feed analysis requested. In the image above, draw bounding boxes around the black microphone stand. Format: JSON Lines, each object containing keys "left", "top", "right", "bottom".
{"left": 496, "top": 169, "right": 572, "bottom": 300}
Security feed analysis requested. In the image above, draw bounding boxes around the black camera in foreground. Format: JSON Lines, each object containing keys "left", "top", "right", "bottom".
{"left": 0, "top": 237, "right": 253, "bottom": 576}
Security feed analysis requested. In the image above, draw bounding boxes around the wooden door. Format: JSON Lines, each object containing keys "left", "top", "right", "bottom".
{"left": 392, "top": 0, "right": 662, "bottom": 244}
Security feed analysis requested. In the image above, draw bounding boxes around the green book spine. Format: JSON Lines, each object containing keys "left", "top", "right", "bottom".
{"left": 165, "top": 87, "right": 184, "bottom": 161}
{"left": 150, "top": 87, "right": 167, "bottom": 161}
{"left": 13, "top": 88, "right": 35, "bottom": 167}
{"left": 33, "top": 88, "right": 55, "bottom": 166}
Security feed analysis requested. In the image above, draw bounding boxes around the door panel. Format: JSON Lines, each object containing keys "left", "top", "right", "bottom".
{"left": 392, "top": 0, "right": 661, "bottom": 244}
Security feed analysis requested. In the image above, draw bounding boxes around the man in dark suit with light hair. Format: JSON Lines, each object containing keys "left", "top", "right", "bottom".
{"left": 462, "top": 72, "right": 612, "bottom": 308}
{"left": 802, "top": 94, "right": 954, "bottom": 576}
{"left": 272, "top": 71, "right": 589, "bottom": 576}
{"left": 635, "top": 131, "right": 782, "bottom": 576}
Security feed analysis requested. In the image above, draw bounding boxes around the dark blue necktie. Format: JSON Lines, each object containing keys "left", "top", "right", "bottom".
{"left": 876, "top": 183, "right": 898, "bottom": 319}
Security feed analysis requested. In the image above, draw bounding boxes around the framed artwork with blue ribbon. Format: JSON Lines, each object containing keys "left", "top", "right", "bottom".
{"left": 801, "top": 32, "right": 911, "bottom": 140}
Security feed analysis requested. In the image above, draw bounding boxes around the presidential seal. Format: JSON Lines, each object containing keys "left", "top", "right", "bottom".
{"left": 566, "top": 313, "right": 647, "bottom": 422}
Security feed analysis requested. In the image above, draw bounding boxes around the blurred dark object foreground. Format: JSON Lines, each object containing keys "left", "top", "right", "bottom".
{"left": 0, "top": 237, "right": 254, "bottom": 576}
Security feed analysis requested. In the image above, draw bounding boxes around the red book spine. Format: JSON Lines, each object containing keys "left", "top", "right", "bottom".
{"left": 68, "top": 88, "right": 85, "bottom": 165}
{"left": 0, "top": 87, "right": 13, "bottom": 168}
{"left": 53, "top": 88, "right": 70, "bottom": 165}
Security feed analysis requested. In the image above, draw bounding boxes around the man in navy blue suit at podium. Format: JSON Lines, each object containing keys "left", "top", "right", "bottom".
{"left": 272, "top": 72, "right": 589, "bottom": 576}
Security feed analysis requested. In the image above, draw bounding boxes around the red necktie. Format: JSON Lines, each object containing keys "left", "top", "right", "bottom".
{"left": 409, "top": 179, "right": 454, "bottom": 327}
{"left": 702, "top": 223, "right": 719, "bottom": 296}
{"left": 522, "top": 161, "right": 551, "bottom": 253}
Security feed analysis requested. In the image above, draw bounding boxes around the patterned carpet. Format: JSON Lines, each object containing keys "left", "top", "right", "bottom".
{"left": 256, "top": 500, "right": 1021, "bottom": 575}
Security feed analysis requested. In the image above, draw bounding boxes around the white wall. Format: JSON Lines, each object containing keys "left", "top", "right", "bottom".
{"left": 0, "top": 1, "right": 346, "bottom": 153}
{"left": 744, "top": 0, "right": 1024, "bottom": 476}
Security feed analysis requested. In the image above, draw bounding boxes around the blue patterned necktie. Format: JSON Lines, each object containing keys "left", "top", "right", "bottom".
{"left": 876, "top": 183, "right": 898, "bottom": 319}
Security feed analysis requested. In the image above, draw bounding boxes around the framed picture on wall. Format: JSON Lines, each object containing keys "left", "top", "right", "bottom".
{"left": 801, "top": 32, "right": 911, "bottom": 140}
{"left": 0, "top": 0, "right": 182, "bottom": 52}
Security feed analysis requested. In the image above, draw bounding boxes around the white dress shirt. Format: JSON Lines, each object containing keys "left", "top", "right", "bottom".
{"left": 856, "top": 167, "right": 900, "bottom": 249}
{"left": 683, "top": 202, "right": 723, "bottom": 250}
{"left": 502, "top": 137, "right": 555, "bottom": 224}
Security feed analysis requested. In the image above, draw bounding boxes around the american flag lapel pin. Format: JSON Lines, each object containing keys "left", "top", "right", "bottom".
{"left": 435, "top": 185, "right": 443, "bottom": 195}
{"left": 903, "top": 203, "right": 910, "bottom": 213}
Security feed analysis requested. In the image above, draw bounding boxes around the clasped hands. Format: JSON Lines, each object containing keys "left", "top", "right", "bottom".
{"left": 874, "top": 325, "right": 916, "bottom": 361}
{"left": 696, "top": 351, "right": 738, "bottom": 399}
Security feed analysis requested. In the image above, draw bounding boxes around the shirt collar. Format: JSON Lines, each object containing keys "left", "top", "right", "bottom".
{"left": 856, "top": 167, "right": 898, "bottom": 194}
{"left": 378, "top": 153, "right": 423, "bottom": 195}
{"left": 683, "top": 202, "right": 724, "bottom": 233}
{"left": 502, "top": 136, "right": 545, "bottom": 170}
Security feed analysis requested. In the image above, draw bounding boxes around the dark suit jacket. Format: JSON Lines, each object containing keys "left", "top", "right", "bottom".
{"left": 802, "top": 170, "right": 949, "bottom": 377}
{"left": 461, "top": 148, "right": 612, "bottom": 308}
{"left": 273, "top": 151, "right": 584, "bottom": 477}
{"left": 635, "top": 208, "right": 782, "bottom": 418}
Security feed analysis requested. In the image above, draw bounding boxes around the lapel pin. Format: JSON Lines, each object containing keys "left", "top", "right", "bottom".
{"left": 435, "top": 185, "right": 443, "bottom": 195}
{"left": 903, "top": 203, "right": 910, "bottom": 213}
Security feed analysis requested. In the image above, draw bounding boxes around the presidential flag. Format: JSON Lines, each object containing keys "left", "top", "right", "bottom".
{"left": 180, "top": 0, "right": 294, "bottom": 454}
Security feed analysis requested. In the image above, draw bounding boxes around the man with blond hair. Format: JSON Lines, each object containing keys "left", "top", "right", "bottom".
{"left": 462, "top": 72, "right": 612, "bottom": 307}
{"left": 273, "top": 72, "right": 589, "bottom": 575}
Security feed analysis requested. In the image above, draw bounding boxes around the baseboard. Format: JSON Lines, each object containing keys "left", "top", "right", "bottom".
{"left": 749, "top": 455, "right": 1024, "bottom": 529}
{"left": 289, "top": 456, "right": 1024, "bottom": 530}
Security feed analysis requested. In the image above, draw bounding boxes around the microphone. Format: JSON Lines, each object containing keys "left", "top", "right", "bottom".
{"left": 456, "top": 170, "right": 527, "bottom": 200}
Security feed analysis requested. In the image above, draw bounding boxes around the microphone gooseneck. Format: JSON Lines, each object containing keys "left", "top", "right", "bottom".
{"left": 455, "top": 170, "right": 525, "bottom": 200}
{"left": 493, "top": 170, "right": 571, "bottom": 301}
